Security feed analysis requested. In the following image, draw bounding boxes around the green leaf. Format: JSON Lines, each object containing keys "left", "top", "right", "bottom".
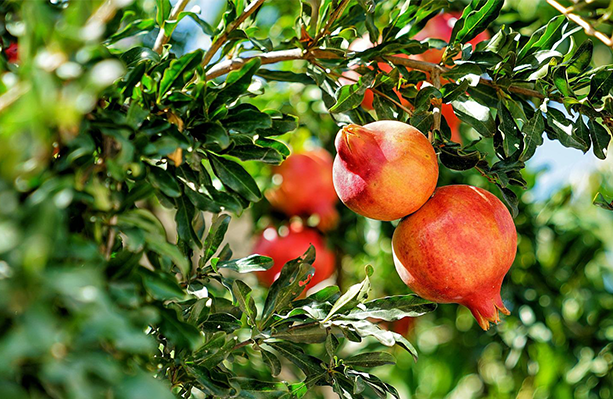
{"left": 328, "top": 319, "right": 418, "bottom": 361}
{"left": 588, "top": 119, "right": 611, "bottom": 160}
{"left": 210, "top": 58, "right": 262, "bottom": 110}
{"left": 256, "top": 69, "right": 315, "bottom": 84}
{"left": 266, "top": 342, "right": 327, "bottom": 376}
{"left": 518, "top": 15, "right": 565, "bottom": 60}
{"left": 158, "top": 49, "right": 204, "bottom": 98}
{"left": 159, "top": 308, "right": 202, "bottom": 351}
{"left": 451, "top": 0, "right": 503, "bottom": 44}
{"left": 273, "top": 323, "right": 327, "bottom": 344}
{"left": 593, "top": 192, "right": 613, "bottom": 211}
{"left": 344, "top": 352, "right": 396, "bottom": 368}
{"left": 260, "top": 348, "right": 282, "bottom": 376}
{"left": 344, "top": 295, "right": 436, "bottom": 321}
{"left": 520, "top": 112, "right": 545, "bottom": 162}
{"left": 546, "top": 107, "right": 588, "bottom": 152}
{"left": 183, "top": 185, "right": 222, "bottom": 213}
{"left": 330, "top": 74, "right": 374, "bottom": 113}
{"left": 201, "top": 313, "right": 242, "bottom": 333}
{"left": 175, "top": 196, "right": 202, "bottom": 248}
{"left": 323, "top": 266, "right": 372, "bottom": 322}
{"left": 496, "top": 103, "right": 523, "bottom": 159}
{"left": 451, "top": 95, "right": 494, "bottom": 137}
{"left": 202, "top": 214, "right": 231, "bottom": 264}
{"left": 185, "top": 366, "right": 232, "bottom": 398}
{"left": 589, "top": 68, "right": 613, "bottom": 103}
{"left": 208, "top": 153, "right": 262, "bottom": 202}
{"left": 108, "top": 19, "right": 156, "bottom": 44}
{"left": 140, "top": 269, "right": 185, "bottom": 301}
{"left": 261, "top": 246, "right": 316, "bottom": 325}
{"left": 148, "top": 166, "right": 182, "bottom": 197}
{"left": 231, "top": 280, "right": 257, "bottom": 325}
{"left": 566, "top": 40, "right": 593, "bottom": 78}
{"left": 232, "top": 378, "right": 289, "bottom": 398}
{"left": 439, "top": 146, "right": 482, "bottom": 171}
{"left": 498, "top": 185, "right": 519, "bottom": 217}
{"left": 227, "top": 145, "right": 285, "bottom": 164}
{"left": 155, "top": 0, "right": 172, "bottom": 28}
{"left": 222, "top": 104, "right": 273, "bottom": 134}
{"left": 217, "top": 254, "right": 273, "bottom": 273}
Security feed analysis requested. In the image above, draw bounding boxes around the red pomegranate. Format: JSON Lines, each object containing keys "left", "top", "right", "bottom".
{"left": 253, "top": 224, "right": 335, "bottom": 290}
{"left": 392, "top": 185, "right": 517, "bottom": 330}
{"left": 5, "top": 43, "right": 18, "bottom": 63}
{"left": 333, "top": 121, "right": 438, "bottom": 221}
{"left": 266, "top": 148, "right": 339, "bottom": 231}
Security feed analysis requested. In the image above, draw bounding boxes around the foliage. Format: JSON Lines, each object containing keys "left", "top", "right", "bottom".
{"left": 1, "top": 0, "right": 613, "bottom": 398}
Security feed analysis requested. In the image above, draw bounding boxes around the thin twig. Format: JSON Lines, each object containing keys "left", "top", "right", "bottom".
{"left": 205, "top": 48, "right": 306, "bottom": 79}
{"left": 430, "top": 68, "right": 442, "bottom": 142}
{"left": 547, "top": 0, "right": 613, "bottom": 47}
{"left": 202, "top": 0, "right": 267, "bottom": 68}
{"left": 153, "top": 0, "right": 192, "bottom": 54}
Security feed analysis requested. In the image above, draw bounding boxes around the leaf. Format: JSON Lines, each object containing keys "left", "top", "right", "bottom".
{"left": 273, "top": 323, "right": 327, "bottom": 344}
{"left": 217, "top": 254, "right": 273, "bottom": 273}
{"left": 589, "top": 68, "right": 613, "bottom": 103}
{"left": 520, "top": 112, "right": 545, "bottom": 162}
{"left": 323, "top": 266, "right": 373, "bottom": 322}
{"left": 518, "top": 15, "right": 565, "bottom": 60}
{"left": 108, "top": 19, "right": 156, "bottom": 44}
{"left": 546, "top": 107, "right": 588, "bottom": 151}
{"left": 202, "top": 214, "right": 231, "bottom": 264}
{"left": 260, "top": 349, "right": 282, "bottom": 377}
{"left": 210, "top": 58, "right": 262, "bottom": 110}
{"left": 159, "top": 308, "right": 202, "bottom": 351}
{"left": 201, "top": 313, "right": 242, "bottom": 333}
{"left": 566, "top": 40, "right": 593, "bottom": 78}
{"left": 588, "top": 119, "right": 611, "bottom": 160}
{"left": 140, "top": 269, "right": 185, "bottom": 301}
{"left": 593, "top": 192, "right": 613, "bottom": 211}
{"left": 328, "top": 319, "right": 418, "bottom": 361}
{"left": 344, "top": 295, "right": 436, "bottom": 321}
{"left": 261, "top": 246, "right": 316, "bottom": 325}
{"left": 208, "top": 153, "right": 262, "bottom": 202}
{"left": 148, "top": 166, "right": 181, "bottom": 197}
{"left": 222, "top": 104, "right": 273, "bottom": 134}
{"left": 451, "top": 0, "right": 503, "bottom": 44}
{"left": 256, "top": 69, "right": 315, "bottom": 84}
{"left": 266, "top": 342, "right": 327, "bottom": 376}
{"left": 155, "top": 0, "right": 172, "bottom": 27}
{"left": 231, "top": 280, "right": 257, "bottom": 325}
{"left": 185, "top": 366, "right": 232, "bottom": 398}
{"left": 498, "top": 185, "right": 519, "bottom": 217}
{"left": 496, "top": 103, "right": 523, "bottom": 159}
{"left": 330, "top": 74, "right": 374, "bottom": 113}
{"left": 451, "top": 96, "right": 495, "bottom": 137}
{"left": 227, "top": 145, "right": 285, "bottom": 164}
{"left": 184, "top": 186, "right": 222, "bottom": 213}
{"left": 158, "top": 49, "right": 204, "bottom": 97}
{"left": 175, "top": 196, "right": 202, "bottom": 248}
{"left": 439, "top": 146, "right": 482, "bottom": 171}
{"left": 345, "top": 352, "right": 396, "bottom": 368}
{"left": 232, "top": 378, "right": 289, "bottom": 398}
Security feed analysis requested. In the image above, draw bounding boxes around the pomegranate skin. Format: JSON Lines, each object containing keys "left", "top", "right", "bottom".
{"left": 333, "top": 121, "right": 438, "bottom": 221}
{"left": 266, "top": 149, "right": 339, "bottom": 231}
{"left": 392, "top": 185, "right": 517, "bottom": 330}
{"left": 253, "top": 225, "right": 335, "bottom": 291}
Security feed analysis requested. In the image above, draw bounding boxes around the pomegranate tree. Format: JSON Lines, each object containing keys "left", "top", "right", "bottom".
{"left": 392, "top": 185, "right": 517, "bottom": 330}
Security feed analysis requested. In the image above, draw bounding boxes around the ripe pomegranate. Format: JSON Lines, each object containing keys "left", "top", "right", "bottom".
{"left": 253, "top": 224, "right": 335, "bottom": 291}
{"left": 333, "top": 121, "right": 438, "bottom": 221}
{"left": 414, "top": 12, "right": 490, "bottom": 65}
{"left": 5, "top": 43, "right": 18, "bottom": 63}
{"left": 392, "top": 185, "right": 517, "bottom": 330}
{"left": 266, "top": 148, "right": 339, "bottom": 231}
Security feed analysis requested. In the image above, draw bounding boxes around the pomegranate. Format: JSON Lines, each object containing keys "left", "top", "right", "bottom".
{"left": 414, "top": 12, "right": 490, "bottom": 65}
{"left": 392, "top": 185, "right": 517, "bottom": 330}
{"left": 5, "top": 42, "right": 18, "bottom": 63}
{"left": 333, "top": 120, "right": 438, "bottom": 221}
{"left": 253, "top": 224, "right": 335, "bottom": 291}
{"left": 266, "top": 148, "right": 339, "bottom": 231}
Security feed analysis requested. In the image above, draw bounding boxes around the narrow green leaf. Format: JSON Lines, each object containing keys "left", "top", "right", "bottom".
{"left": 202, "top": 214, "right": 231, "bottom": 264}
{"left": 344, "top": 295, "right": 436, "bottom": 321}
{"left": 208, "top": 153, "right": 262, "bottom": 202}
{"left": 520, "top": 111, "right": 545, "bottom": 162}
{"left": 451, "top": 0, "right": 503, "bottom": 44}
{"left": 217, "top": 254, "right": 273, "bottom": 273}
{"left": 231, "top": 280, "right": 257, "bottom": 325}
{"left": 345, "top": 352, "right": 396, "bottom": 368}
{"left": 148, "top": 166, "right": 181, "bottom": 197}
{"left": 451, "top": 96, "right": 495, "bottom": 137}
{"left": 588, "top": 119, "right": 611, "bottom": 160}
{"left": 158, "top": 49, "right": 204, "bottom": 97}
{"left": 260, "top": 349, "right": 282, "bottom": 376}
{"left": 594, "top": 192, "right": 613, "bottom": 211}
{"left": 273, "top": 323, "right": 327, "bottom": 344}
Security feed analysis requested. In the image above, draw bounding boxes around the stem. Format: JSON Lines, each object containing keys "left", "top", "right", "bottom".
{"left": 547, "top": 0, "right": 613, "bottom": 47}
{"left": 152, "top": 0, "right": 192, "bottom": 54}
{"left": 206, "top": 48, "right": 306, "bottom": 79}
{"left": 202, "top": 0, "right": 267, "bottom": 68}
{"left": 104, "top": 215, "right": 118, "bottom": 260}
{"left": 430, "top": 67, "right": 442, "bottom": 143}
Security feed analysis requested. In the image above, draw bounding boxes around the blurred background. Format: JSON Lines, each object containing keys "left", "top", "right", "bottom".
{"left": 3, "top": 0, "right": 613, "bottom": 398}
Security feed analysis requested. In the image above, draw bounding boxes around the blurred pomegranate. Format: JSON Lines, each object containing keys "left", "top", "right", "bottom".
{"left": 253, "top": 224, "right": 335, "bottom": 290}
{"left": 266, "top": 148, "right": 339, "bottom": 231}
{"left": 5, "top": 42, "right": 18, "bottom": 63}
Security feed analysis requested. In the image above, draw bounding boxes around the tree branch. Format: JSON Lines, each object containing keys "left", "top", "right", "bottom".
{"left": 153, "top": 0, "right": 192, "bottom": 54}
{"left": 206, "top": 48, "right": 306, "bottom": 79}
{"left": 202, "top": 0, "right": 266, "bottom": 67}
{"left": 311, "top": 0, "right": 351, "bottom": 46}
{"left": 547, "top": 0, "right": 613, "bottom": 47}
